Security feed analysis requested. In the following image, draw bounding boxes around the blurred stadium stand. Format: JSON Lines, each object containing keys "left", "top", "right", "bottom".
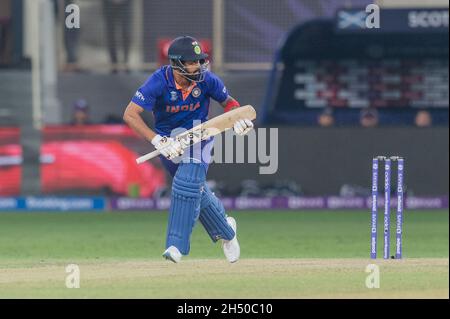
{"left": 261, "top": 7, "right": 449, "bottom": 126}
{"left": 53, "top": 0, "right": 372, "bottom": 71}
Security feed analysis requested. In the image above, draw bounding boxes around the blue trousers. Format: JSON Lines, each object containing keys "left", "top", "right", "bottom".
{"left": 161, "top": 138, "right": 235, "bottom": 254}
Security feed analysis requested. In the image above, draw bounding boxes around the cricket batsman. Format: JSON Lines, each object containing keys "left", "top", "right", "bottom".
{"left": 123, "top": 36, "right": 254, "bottom": 263}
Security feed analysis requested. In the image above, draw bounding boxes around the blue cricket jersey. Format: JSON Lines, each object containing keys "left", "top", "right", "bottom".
{"left": 131, "top": 65, "right": 229, "bottom": 136}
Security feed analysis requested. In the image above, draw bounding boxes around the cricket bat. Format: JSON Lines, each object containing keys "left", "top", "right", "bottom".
{"left": 136, "top": 105, "right": 257, "bottom": 164}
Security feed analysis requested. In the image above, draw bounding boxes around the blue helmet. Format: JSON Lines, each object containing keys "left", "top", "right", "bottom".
{"left": 168, "top": 36, "right": 209, "bottom": 82}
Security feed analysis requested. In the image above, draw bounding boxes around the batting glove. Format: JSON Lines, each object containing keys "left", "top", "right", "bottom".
{"left": 151, "top": 135, "right": 184, "bottom": 160}
{"left": 233, "top": 119, "right": 254, "bottom": 136}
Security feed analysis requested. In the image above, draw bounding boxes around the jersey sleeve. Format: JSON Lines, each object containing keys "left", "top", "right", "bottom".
{"left": 206, "top": 72, "right": 229, "bottom": 103}
{"left": 131, "top": 73, "right": 163, "bottom": 111}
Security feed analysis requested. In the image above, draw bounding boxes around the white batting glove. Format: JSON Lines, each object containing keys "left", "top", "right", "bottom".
{"left": 151, "top": 135, "right": 184, "bottom": 160}
{"left": 233, "top": 119, "right": 254, "bottom": 136}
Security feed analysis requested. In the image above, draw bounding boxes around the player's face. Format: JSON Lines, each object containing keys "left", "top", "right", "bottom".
{"left": 183, "top": 60, "right": 201, "bottom": 74}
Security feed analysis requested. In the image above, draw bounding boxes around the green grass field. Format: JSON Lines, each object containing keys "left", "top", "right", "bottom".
{"left": 0, "top": 210, "right": 448, "bottom": 298}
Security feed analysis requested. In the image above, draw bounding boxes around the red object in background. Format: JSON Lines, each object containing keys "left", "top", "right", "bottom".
{"left": 43, "top": 125, "right": 140, "bottom": 137}
{"left": 158, "top": 38, "right": 212, "bottom": 67}
{"left": 0, "top": 128, "right": 21, "bottom": 196}
{"left": 0, "top": 126, "right": 167, "bottom": 197}
{"left": 41, "top": 141, "right": 166, "bottom": 197}
{"left": 41, "top": 125, "right": 167, "bottom": 198}
{"left": 0, "top": 144, "right": 21, "bottom": 196}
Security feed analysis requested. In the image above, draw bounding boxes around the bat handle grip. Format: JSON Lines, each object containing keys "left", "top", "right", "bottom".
{"left": 136, "top": 150, "right": 160, "bottom": 164}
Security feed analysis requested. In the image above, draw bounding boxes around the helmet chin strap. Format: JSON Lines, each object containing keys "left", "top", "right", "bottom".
{"left": 174, "top": 70, "right": 196, "bottom": 84}
{"left": 171, "top": 60, "right": 209, "bottom": 83}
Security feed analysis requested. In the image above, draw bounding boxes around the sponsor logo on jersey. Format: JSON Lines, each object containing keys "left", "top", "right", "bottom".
{"left": 135, "top": 91, "right": 145, "bottom": 102}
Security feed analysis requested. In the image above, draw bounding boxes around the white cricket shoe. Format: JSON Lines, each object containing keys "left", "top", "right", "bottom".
{"left": 162, "top": 246, "right": 182, "bottom": 263}
{"left": 222, "top": 217, "right": 240, "bottom": 263}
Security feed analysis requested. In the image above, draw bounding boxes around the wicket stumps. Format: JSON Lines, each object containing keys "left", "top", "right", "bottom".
{"left": 370, "top": 156, "right": 405, "bottom": 259}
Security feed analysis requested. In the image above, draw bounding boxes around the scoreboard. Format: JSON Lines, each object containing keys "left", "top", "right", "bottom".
{"left": 264, "top": 7, "right": 449, "bottom": 124}
{"left": 292, "top": 59, "right": 449, "bottom": 109}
